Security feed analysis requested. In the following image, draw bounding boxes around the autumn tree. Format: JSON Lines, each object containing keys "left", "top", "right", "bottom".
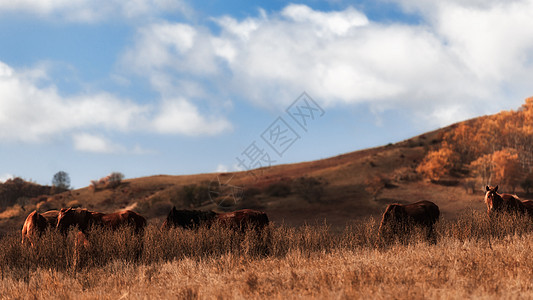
{"left": 491, "top": 148, "right": 524, "bottom": 193}
{"left": 416, "top": 144, "right": 457, "bottom": 182}
{"left": 292, "top": 176, "right": 325, "bottom": 203}
{"left": 445, "top": 123, "right": 477, "bottom": 163}
{"left": 469, "top": 153, "right": 494, "bottom": 186}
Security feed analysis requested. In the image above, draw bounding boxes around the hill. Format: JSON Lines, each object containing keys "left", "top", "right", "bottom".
{"left": 2, "top": 97, "right": 533, "bottom": 234}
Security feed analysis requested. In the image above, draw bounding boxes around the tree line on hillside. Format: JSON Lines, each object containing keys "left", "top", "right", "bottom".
{"left": 0, "top": 171, "right": 125, "bottom": 212}
{"left": 417, "top": 97, "right": 533, "bottom": 193}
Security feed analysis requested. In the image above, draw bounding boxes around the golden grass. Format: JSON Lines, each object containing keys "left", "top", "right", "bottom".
{"left": 1, "top": 211, "right": 532, "bottom": 299}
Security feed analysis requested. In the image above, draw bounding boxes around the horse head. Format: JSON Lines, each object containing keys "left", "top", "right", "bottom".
{"left": 57, "top": 207, "right": 92, "bottom": 233}
{"left": 378, "top": 204, "right": 406, "bottom": 237}
{"left": 485, "top": 185, "right": 503, "bottom": 214}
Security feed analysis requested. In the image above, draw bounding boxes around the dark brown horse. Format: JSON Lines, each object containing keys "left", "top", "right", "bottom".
{"left": 484, "top": 185, "right": 533, "bottom": 217}
{"left": 56, "top": 208, "right": 104, "bottom": 234}
{"left": 162, "top": 207, "right": 269, "bottom": 232}
{"left": 161, "top": 207, "right": 217, "bottom": 229}
{"left": 21, "top": 210, "right": 59, "bottom": 246}
{"left": 57, "top": 208, "right": 146, "bottom": 234}
{"left": 378, "top": 200, "right": 440, "bottom": 243}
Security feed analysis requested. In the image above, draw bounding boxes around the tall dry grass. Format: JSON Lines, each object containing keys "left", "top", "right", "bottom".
{"left": 1, "top": 211, "right": 532, "bottom": 299}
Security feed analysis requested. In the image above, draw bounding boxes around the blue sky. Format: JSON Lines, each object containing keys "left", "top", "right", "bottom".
{"left": 1, "top": 0, "right": 533, "bottom": 188}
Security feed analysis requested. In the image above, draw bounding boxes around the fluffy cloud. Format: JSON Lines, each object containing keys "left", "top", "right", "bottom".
{"left": 0, "top": 0, "right": 191, "bottom": 22}
{"left": 72, "top": 133, "right": 125, "bottom": 153}
{"left": 152, "top": 98, "right": 232, "bottom": 136}
{"left": 0, "top": 61, "right": 146, "bottom": 142}
{"left": 122, "top": 3, "right": 533, "bottom": 127}
{"left": 0, "top": 61, "right": 231, "bottom": 145}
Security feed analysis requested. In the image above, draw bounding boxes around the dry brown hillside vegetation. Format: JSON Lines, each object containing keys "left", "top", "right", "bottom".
{"left": 1, "top": 97, "right": 533, "bottom": 234}
{"left": 1, "top": 212, "right": 532, "bottom": 299}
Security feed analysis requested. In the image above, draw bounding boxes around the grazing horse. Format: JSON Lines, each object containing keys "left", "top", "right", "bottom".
{"left": 484, "top": 185, "right": 533, "bottom": 217}
{"left": 101, "top": 210, "right": 147, "bottom": 233}
{"left": 56, "top": 208, "right": 104, "bottom": 234}
{"left": 21, "top": 210, "right": 59, "bottom": 246}
{"left": 378, "top": 200, "right": 440, "bottom": 243}
{"left": 162, "top": 207, "right": 218, "bottom": 229}
{"left": 162, "top": 207, "right": 269, "bottom": 232}
{"left": 57, "top": 207, "right": 146, "bottom": 234}
{"left": 216, "top": 209, "right": 269, "bottom": 232}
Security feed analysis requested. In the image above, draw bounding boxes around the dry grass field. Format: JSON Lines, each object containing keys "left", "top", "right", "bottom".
{"left": 1, "top": 211, "right": 532, "bottom": 299}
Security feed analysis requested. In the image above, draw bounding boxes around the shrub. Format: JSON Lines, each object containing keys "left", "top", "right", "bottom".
{"left": 292, "top": 176, "right": 325, "bottom": 203}
{"left": 179, "top": 184, "right": 210, "bottom": 208}
{"left": 265, "top": 181, "right": 292, "bottom": 197}
{"left": 364, "top": 176, "right": 386, "bottom": 201}
{"left": 90, "top": 172, "right": 125, "bottom": 191}
{"left": 392, "top": 167, "right": 421, "bottom": 182}
{"left": 107, "top": 172, "right": 125, "bottom": 188}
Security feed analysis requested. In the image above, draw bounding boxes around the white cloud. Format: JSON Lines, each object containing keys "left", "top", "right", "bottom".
{"left": 0, "top": 174, "right": 14, "bottom": 183}
{"left": 152, "top": 98, "right": 232, "bottom": 135}
{"left": 281, "top": 4, "right": 369, "bottom": 35}
{"left": 0, "top": 61, "right": 147, "bottom": 142}
{"left": 122, "top": 3, "right": 533, "bottom": 127}
{"left": 72, "top": 133, "right": 158, "bottom": 154}
{"left": 73, "top": 133, "right": 125, "bottom": 153}
{"left": 131, "top": 144, "right": 157, "bottom": 155}
{"left": 215, "top": 164, "right": 229, "bottom": 173}
{"left": 0, "top": 0, "right": 191, "bottom": 22}
{"left": 0, "top": 60, "right": 232, "bottom": 145}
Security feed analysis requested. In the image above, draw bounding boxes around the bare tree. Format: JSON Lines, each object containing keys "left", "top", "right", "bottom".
{"left": 52, "top": 171, "right": 70, "bottom": 190}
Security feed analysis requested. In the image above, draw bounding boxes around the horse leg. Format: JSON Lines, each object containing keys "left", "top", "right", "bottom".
{"left": 427, "top": 225, "right": 437, "bottom": 245}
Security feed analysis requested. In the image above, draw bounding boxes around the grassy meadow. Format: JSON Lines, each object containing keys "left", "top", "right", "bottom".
{"left": 1, "top": 211, "right": 533, "bottom": 299}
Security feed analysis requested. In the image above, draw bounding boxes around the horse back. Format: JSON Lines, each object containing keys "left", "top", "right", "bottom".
{"left": 101, "top": 210, "right": 146, "bottom": 232}
{"left": 41, "top": 210, "right": 60, "bottom": 227}
{"left": 403, "top": 201, "right": 440, "bottom": 225}
{"left": 217, "top": 209, "right": 269, "bottom": 229}
{"left": 501, "top": 194, "right": 527, "bottom": 213}
{"left": 521, "top": 200, "right": 533, "bottom": 216}
{"left": 22, "top": 211, "right": 48, "bottom": 245}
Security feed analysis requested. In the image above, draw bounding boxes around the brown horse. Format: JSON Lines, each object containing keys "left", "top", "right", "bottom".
{"left": 21, "top": 210, "right": 59, "bottom": 246}
{"left": 484, "top": 185, "right": 533, "bottom": 217}
{"left": 216, "top": 209, "right": 269, "bottom": 232}
{"left": 101, "top": 210, "right": 147, "bottom": 233}
{"left": 56, "top": 208, "right": 104, "bottom": 234}
{"left": 162, "top": 207, "right": 269, "bottom": 232}
{"left": 378, "top": 200, "right": 440, "bottom": 243}
{"left": 161, "top": 207, "right": 217, "bottom": 229}
{"left": 57, "top": 208, "right": 146, "bottom": 234}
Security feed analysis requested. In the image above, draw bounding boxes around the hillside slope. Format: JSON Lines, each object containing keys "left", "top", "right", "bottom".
{"left": 1, "top": 119, "right": 491, "bottom": 235}
{"left": 10, "top": 95, "right": 533, "bottom": 233}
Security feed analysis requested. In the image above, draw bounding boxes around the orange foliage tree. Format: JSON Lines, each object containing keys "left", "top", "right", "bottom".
{"left": 416, "top": 144, "right": 457, "bottom": 181}
{"left": 469, "top": 153, "right": 493, "bottom": 186}
{"left": 443, "top": 97, "right": 533, "bottom": 185}
{"left": 491, "top": 148, "right": 524, "bottom": 193}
